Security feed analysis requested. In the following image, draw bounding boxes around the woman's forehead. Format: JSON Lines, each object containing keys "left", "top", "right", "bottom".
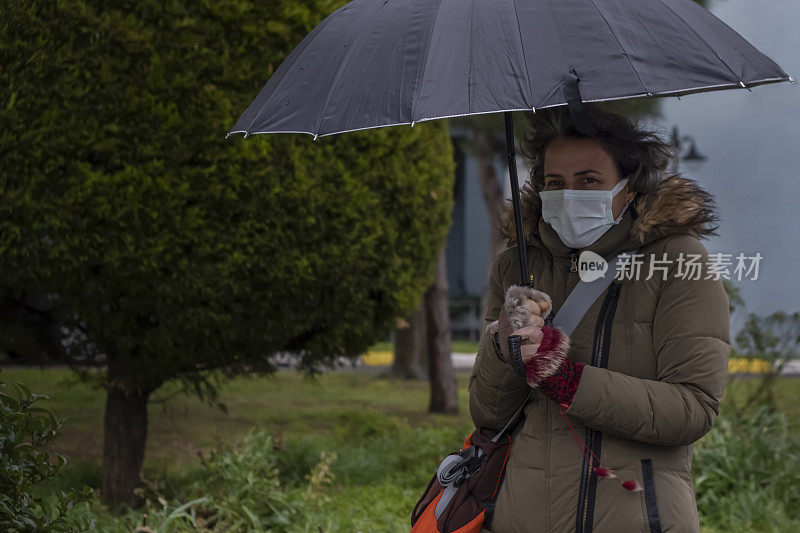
{"left": 544, "top": 137, "right": 617, "bottom": 174}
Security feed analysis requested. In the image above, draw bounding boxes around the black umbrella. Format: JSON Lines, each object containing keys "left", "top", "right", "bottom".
{"left": 227, "top": 0, "right": 793, "bottom": 286}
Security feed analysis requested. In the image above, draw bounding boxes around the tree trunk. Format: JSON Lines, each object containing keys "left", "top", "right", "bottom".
{"left": 102, "top": 380, "right": 151, "bottom": 508}
{"left": 473, "top": 125, "right": 505, "bottom": 238}
{"left": 384, "top": 306, "right": 426, "bottom": 379}
{"left": 473, "top": 124, "right": 508, "bottom": 320}
{"left": 425, "top": 247, "right": 458, "bottom": 414}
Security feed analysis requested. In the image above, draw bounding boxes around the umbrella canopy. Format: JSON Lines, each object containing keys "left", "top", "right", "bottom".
{"left": 228, "top": 0, "right": 792, "bottom": 139}
{"left": 227, "top": 0, "right": 793, "bottom": 286}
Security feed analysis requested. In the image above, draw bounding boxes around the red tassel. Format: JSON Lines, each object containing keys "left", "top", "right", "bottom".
{"left": 593, "top": 467, "right": 617, "bottom": 479}
{"left": 561, "top": 405, "right": 643, "bottom": 493}
{"left": 621, "top": 480, "right": 643, "bottom": 492}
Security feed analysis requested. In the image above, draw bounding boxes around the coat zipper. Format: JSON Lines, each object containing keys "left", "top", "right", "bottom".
{"left": 575, "top": 282, "right": 621, "bottom": 533}
{"left": 545, "top": 398, "right": 552, "bottom": 531}
{"left": 569, "top": 250, "right": 579, "bottom": 272}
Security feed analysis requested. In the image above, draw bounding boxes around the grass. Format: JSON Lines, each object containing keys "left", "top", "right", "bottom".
{"left": 1, "top": 366, "right": 476, "bottom": 475}
{"left": 3, "top": 365, "right": 477, "bottom": 531}
{"left": 368, "top": 340, "right": 480, "bottom": 354}
{"left": 362, "top": 340, "right": 480, "bottom": 365}
{"left": 722, "top": 374, "right": 800, "bottom": 421}
{"left": 4, "top": 365, "right": 800, "bottom": 531}
{"left": 5, "top": 365, "right": 800, "bottom": 471}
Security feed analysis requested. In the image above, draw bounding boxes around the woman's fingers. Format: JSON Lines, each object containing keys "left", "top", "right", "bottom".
{"left": 520, "top": 343, "right": 541, "bottom": 359}
{"left": 522, "top": 298, "right": 542, "bottom": 316}
{"left": 525, "top": 313, "right": 545, "bottom": 328}
{"left": 512, "top": 325, "right": 544, "bottom": 344}
{"left": 522, "top": 297, "right": 550, "bottom": 317}
{"left": 538, "top": 299, "right": 550, "bottom": 314}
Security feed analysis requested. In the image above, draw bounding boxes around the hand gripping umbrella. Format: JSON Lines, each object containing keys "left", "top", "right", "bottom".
{"left": 227, "top": 0, "right": 793, "bottom": 288}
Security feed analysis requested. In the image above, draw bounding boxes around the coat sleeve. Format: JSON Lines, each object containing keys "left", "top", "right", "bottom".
{"left": 468, "top": 250, "right": 530, "bottom": 431}
{"left": 565, "top": 234, "right": 731, "bottom": 446}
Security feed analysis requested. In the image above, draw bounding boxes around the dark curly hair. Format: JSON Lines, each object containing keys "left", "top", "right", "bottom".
{"left": 519, "top": 104, "right": 676, "bottom": 195}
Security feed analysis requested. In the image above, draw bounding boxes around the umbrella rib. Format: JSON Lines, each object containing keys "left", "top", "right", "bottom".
{"left": 469, "top": 0, "right": 475, "bottom": 113}
{"left": 312, "top": 6, "right": 378, "bottom": 137}
{"left": 410, "top": 0, "right": 448, "bottom": 123}
{"left": 244, "top": 9, "right": 340, "bottom": 135}
{"left": 587, "top": 0, "right": 650, "bottom": 95}
{"left": 510, "top": 0, "right": 534, "bottom": 107}
{"left": 654, "top": 0, "right": 747, "bottom": 84}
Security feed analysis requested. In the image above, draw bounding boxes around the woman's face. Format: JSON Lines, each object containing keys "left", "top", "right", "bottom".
{"left": 542, "top": 137, "right": 635, "bottom": 219}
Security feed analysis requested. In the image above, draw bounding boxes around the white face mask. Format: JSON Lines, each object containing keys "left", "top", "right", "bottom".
{"left": 539, "top": 178, "right": 630, "bottom": 249}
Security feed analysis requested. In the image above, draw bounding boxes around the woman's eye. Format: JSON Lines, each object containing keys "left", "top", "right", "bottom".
{"left": 585, "top": 177, "right": 598, "bottom": 184}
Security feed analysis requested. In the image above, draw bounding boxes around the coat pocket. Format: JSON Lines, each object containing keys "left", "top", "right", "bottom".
{"left": 641, "top": 459, "right": 662, "bottom": 533}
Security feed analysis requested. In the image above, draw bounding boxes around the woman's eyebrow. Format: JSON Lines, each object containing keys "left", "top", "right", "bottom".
{"left": 544, "top": 169, "right": 601, "bottom": 178}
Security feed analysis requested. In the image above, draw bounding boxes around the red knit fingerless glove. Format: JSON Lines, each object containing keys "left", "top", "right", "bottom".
{"left": 520, "top": 326, "right": 585, "bottom": 406}
{"left": 520, "top": 326, "right": 570, "bottom": 387}
{"left": 539, "top": 359, "right": 585, "bottom": 406}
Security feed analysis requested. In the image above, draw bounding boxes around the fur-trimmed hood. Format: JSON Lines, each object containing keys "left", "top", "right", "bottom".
{"left": 497, "top": 173, "right": 719, "bottom": 252}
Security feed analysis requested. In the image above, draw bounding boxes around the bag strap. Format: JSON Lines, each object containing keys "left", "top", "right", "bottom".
{"left": 489, "top": 248, "right": 639, "bottom": 442}
{"left": 546, "top": 249, "right": 637, "bottom": 336}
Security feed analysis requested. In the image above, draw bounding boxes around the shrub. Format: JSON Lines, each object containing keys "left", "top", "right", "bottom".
{"left": 191, "top": 430, "right": 306, "bottom": 530}
{"left": 91, "top": 429, "right": 329, "bottom": 532}
{"left": 694, "top": 406, "right": 800, "bottom": 531}
{"left": 0, "top": 368, "right": 93, "bottom": 532}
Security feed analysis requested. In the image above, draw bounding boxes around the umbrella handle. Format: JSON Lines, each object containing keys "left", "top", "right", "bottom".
{"left": 507, "top": 334, "right": 526, "bottom": 379}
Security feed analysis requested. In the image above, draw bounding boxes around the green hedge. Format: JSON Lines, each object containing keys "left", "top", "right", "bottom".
{"left": 0, "top": 0, "right": 455, "bottom": 386}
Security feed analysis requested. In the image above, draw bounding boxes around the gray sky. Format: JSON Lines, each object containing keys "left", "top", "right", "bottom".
{"left": 640, "top": 0, "right": 799, "bottom": 328}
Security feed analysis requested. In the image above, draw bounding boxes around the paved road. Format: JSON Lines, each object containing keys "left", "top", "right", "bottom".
{"left": 274, "top": 352, "right": 800, "bottom": 376}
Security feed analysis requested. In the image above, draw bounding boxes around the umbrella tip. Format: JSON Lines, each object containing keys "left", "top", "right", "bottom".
{"left": 243, "top": 132, "right": 249, "bottom": 138}
{"left": 225, "top": 132, "right": 231, "bottom": 139}
{"left": 411, "top": 121, "right": 416, "bottom": 127}
{"left": 313, "top": 133, "right": 319, "bottom": 141}
{"left": 789, "top": 76, "right": 796, "bottom": 84}
{"left": 531, "top": 107, "right": 536, "bottom": 114}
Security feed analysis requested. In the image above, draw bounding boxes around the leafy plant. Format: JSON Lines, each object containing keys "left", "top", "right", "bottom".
{"left": 729, "top": 311, "right": 800, "bottom": 413}
{"left": 192, "top": 430, "right": 304, "bottom": 531}
{"left": 694, "top": 406, "right": 800, "bottom": 531}
{"left": 93, "top": 429, "right": 332, "bottom": 532}
{"left": 0, "top": 367, "right": 93, "bottom": 532}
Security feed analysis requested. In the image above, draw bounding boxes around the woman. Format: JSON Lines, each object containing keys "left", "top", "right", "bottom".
{"left": 470, "top": 105, "right": 730, "bottom": 533}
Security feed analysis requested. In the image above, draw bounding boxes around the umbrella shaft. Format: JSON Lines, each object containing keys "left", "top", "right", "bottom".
{"left": 505, "top": 112, "right": 532, "bottom": 287}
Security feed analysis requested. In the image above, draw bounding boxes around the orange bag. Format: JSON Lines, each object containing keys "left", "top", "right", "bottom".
{"left": 409, "top": 389, "right": 531, "bottom": 533}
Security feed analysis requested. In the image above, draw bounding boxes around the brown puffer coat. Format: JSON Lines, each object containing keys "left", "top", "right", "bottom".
{"left": 471, "top": 175, "right": 731, "bottom": 533}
